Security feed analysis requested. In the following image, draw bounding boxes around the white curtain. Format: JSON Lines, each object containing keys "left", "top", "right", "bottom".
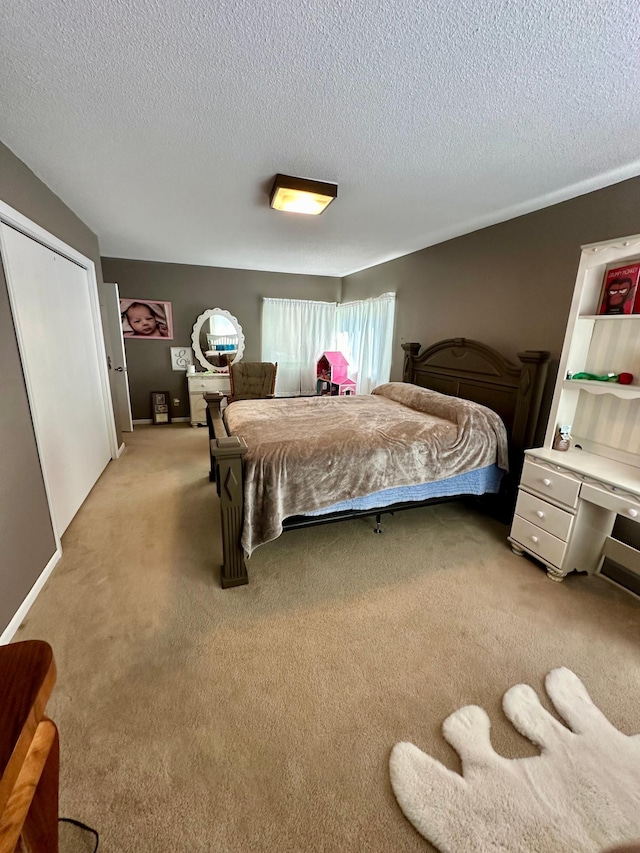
{"left": 335, "top": 292, "right": 396, "bottom": 394}
{"left": 262, "top": 293, "right": 395, "bottom": 396}
{"left": 262, "top": 298, "right": 336, "bottom": 395}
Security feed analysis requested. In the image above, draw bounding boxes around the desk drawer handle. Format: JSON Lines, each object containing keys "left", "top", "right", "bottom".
{"left": 628, "top": 509, "right": 638, "bottom": 518}
{"left": 542, "top": 478, "right": 552, "bottom": 487}
{"left": 536, "top": 510, "right": 545, "bottom": 519}
{"left": 531, "top": 535, "right": 539, "bottom": 544}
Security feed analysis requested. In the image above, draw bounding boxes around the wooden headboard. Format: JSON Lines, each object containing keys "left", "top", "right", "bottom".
{"left": 402, "top": 339, "right": 549, "bottom": 466}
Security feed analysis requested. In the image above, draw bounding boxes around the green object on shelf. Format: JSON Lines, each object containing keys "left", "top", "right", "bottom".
{"left": 571, "top": 372, "right": 619, "bottom": 382}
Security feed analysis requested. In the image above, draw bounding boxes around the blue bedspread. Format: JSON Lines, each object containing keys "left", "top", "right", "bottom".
{"left": 304, "top": 464, "right": 503, "bottom": 516}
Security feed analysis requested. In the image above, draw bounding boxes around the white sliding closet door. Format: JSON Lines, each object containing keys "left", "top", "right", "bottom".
{"left": 1, "top": 224, "right": 113, "bottom": 535}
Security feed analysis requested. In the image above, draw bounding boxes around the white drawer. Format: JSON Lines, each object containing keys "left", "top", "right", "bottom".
{"left": 580, "top": 483, "right": 640, "bottom": 521}
{"left": 187, "top": 376, "right": 231, "bottom": 393}
{"left": 511, "top": 516, "right": 567, "bottom": 569}
{"left": 514, "top": 490, "right": 574, "bottom": 541}
{"left": 521, "top": 460, "right": 580, "bottom": 508}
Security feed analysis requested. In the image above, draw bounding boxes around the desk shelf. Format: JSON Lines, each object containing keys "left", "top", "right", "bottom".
{"left": 562, "top": 380, "right": 640, "bottom": 400}
{"left": 578, "top": 314, "right": 640, "bottom": 321}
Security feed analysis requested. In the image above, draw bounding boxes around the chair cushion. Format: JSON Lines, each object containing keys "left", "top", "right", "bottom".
{"left": 231, "top": 362, "right": 276, "bottom": 399}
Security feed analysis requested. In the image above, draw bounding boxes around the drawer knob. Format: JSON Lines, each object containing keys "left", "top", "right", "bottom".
{"left": 628, "top": 508, "right": 638, "bottom": 518}
{"left": 536, "top": 510, "right": 545, "bottom": 519}
{"left": 542, "top": 478, "right": 552, "bottom": 487}
{"left": 531, "top": 536, "right": 539, "bottom": 544}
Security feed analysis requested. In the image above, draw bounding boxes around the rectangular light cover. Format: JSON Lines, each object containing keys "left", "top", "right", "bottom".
{"left": 270, "top": 174, "right": 337, "bottom": 215}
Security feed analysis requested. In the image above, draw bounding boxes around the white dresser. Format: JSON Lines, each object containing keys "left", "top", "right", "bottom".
{"left": 187, "top": 373, "right": 231, "bottom": 426}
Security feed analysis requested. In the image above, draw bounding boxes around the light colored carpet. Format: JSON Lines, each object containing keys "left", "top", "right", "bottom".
{"left": 391, "top": 667, "right": 640, "bottom": 852}
{"left": 13, "top": 424, "right": 640, "bottom": 853}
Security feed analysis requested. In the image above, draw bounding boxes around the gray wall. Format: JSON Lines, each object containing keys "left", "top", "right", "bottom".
{"left": 101, "top": 258, "right": 341, "bottom": 420}
{"left": 0, "top": 139, "right": 119, "bottom": 635}
{"left": 343, "top": 176, "right": 640, "bottom": 381}
{"left": 107, "top": 177, "right": 640, "bottom": 423}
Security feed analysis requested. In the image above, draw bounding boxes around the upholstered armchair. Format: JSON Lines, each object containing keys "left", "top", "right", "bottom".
{"left": 228, "top": 362, "right": 278, "bottom": 403}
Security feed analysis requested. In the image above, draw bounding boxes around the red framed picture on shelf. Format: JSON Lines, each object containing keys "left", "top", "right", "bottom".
{"left": 597, "top": 261, "right": 640, "bottom": 315}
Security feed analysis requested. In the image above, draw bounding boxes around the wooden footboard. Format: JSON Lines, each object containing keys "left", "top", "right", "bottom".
{"left": 205, "top": 393, "right": 249, "bottom": 587}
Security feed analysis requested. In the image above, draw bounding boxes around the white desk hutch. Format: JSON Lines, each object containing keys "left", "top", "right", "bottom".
{"left": 509, "top": 233, "right": 640, "bottom": 593}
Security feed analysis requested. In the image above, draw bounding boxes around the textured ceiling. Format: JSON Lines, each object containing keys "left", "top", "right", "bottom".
{"left": 1, "top": 0, "right": 640, "bottom": 276}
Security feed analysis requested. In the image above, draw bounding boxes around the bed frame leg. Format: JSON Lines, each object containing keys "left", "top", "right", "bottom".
{"left": 374, "top": 513, "right": 383, "bottom": 534}
{"left": 211, "top": 436, "right": 249, "bottom": 588}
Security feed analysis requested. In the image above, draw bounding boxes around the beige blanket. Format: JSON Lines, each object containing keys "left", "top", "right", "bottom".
{"left": 224, "top": 382, "right": 509, "bottom": 555}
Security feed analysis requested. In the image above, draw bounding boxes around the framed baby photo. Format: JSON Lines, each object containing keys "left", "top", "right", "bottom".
{"left": 120, "top": 298, "right": 174, "bottom": 339}
{"left": 597, "top": 262, "right": 640, "bottom": 315}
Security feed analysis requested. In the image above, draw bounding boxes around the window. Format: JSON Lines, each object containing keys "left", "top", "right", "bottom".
{"left": 262, "top": 293, "right": 395, "bottom": 395}
{"left": 261, "top": 298, "right": 336, "bottom": 396}
{"left": 335, "top": 293, "right": 395, "bottom": 395}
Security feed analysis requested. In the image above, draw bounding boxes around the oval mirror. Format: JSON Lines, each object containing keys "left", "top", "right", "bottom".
{"left": 191, "top": 308, "right": 245, "bottom": 373}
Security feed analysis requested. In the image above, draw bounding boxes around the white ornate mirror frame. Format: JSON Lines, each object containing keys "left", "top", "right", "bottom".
{"left": 191, "top": 308, "right": 245, "bottom": 373}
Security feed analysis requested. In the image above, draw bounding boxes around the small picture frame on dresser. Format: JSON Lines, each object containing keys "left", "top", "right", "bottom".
{"left": 151, "top": 391, "right": 172, "bottom": 425}
{"left": 597, "top": 261, "right": 640, "bottom": 315}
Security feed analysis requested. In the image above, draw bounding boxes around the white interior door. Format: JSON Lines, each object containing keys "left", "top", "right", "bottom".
{"left": 0, "top": 223, "right": 115, "bottom": 535}
{"left": 103, "top": 282, "right": 133, "bottom": 432}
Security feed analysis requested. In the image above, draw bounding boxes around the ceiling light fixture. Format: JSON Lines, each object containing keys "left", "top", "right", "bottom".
{"left": 269, "top": 174, "right": 337, "bottom": 215}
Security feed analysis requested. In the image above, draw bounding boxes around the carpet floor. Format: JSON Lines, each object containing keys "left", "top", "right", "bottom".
{"left": 15, "top": 424, "right": 640, "bottom": 852}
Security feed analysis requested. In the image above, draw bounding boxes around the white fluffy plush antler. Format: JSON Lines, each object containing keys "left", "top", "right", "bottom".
{"left": 390, "top": 668, "right": 640, "bottom": 853}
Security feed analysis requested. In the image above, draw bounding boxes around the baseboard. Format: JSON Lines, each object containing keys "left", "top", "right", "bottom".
{"left": 115, "top": 441, "right": 126, "bottom": 458}
{"left": 0, "top": 547, "right": 62, "bottom": 644}
{"left": 133, "top": 417, "right": 190, "bottom": 426}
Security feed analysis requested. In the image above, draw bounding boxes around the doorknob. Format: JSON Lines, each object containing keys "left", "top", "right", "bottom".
{"left": 115, "top": 367, "right": 124, "bottom": 372}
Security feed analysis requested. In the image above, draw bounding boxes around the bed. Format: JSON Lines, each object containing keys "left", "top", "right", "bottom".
{"left": 206, "top": 339, "right": 549, "bottom": 588}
